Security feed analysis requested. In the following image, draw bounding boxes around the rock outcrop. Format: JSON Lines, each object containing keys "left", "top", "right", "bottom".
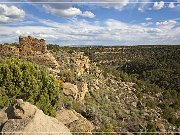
{"left": 71, "top": 52, "right": 90, "bottom": 77}
{"left": 56, "top": 109, "right": 94, "bottom": 132}
{"left": 63, "top": 82, "right": 89, "bottom": 101}
{"left": 77, "top": 81, "right": 89, "bottom": 101}
{"left": 0, "top": 99, "right": 72, "bottom": 135}
{"left": 63, "top": 83, "right": 79, "bottom": 100}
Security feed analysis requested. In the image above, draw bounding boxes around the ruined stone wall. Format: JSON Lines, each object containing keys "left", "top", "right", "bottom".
{"left": 0, "top": 45, "right": 19, "bottom": 54}
{"left": 0, "top": 36, "right": 59, "bottom": 69}
{"left": 19, "top": 36, "right": 47, "bottom": 55}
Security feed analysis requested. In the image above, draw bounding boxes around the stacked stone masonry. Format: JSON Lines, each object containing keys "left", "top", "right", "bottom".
{"left": 19, "top": 36, "right": 47, "bottom": 56}
{"left": 0, "top": 36, "right": 59, "bottom": 69}
{"left": 0, "top": 36, "right": 47, "bottom": 56}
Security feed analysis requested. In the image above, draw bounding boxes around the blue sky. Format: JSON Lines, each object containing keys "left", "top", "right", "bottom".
{"left": 0, "top": 0, "right": 180, "bottom": 45}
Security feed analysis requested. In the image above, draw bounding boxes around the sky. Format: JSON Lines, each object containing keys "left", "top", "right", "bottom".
{"left": 0, "top": 0, "right": 180, "bottom": 46}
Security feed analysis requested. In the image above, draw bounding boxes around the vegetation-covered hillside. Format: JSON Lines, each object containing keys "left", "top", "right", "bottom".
{"left": 0, "top": 43, "right": 179, "bottom": 133}
{"left": 48, "top": 45, "right": 180, "bottom": 129}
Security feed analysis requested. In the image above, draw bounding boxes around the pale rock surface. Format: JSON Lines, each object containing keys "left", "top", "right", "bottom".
{"left": 0, "top": 99, "right": 72, "bottom": 135}
{"left": 56, "top": 109, "right": 94, "bottom": 132}
{"left": 0, "top": 107, "right": 10, "bottom": 130}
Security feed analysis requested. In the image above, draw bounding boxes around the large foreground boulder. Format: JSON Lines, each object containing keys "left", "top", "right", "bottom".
{"left": 0, "top": 99, "right": 72, "bottom": 135}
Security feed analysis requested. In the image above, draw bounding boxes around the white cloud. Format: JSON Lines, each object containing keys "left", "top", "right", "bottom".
{"left": 28, "top": 0, "right": 131, "bottom": 15}
{"left": 81, "top": 11, "right": 95, "bottom": 18}
{"left": 156, "top": 20, "right": 177, "bottom": 29}
{"left": 153, "top": 1, "right": 164, "bottom": 10}
{"left": 15, "top": 30, "right": 22, "bottom": 35}
{"left": 137, "top": 0, "right": 151, "bottom": 12}
{"left": 27, "top": 0, "right": 156, "bottom": 17}
{"left": 43, "top": 5, "right": 95, "bottom": 18}
{"left": 168, "top": 2, "right": 175, "bottom": 8}
{"left": 44, "top": 6, "right": 82, "bottom": 17}
{"left": 145, "top": 17, "right": 152, "bottom": 21}
{"left": 0, "top": 4, "right": 25, "bottom": 23}
{"left": 93, "top": 0, "right": 130, "bottom": 11}
{"left": 0, "top": 17, "right": 179, "bottom": 45}
{"left": 141, "top": 22, "right": 153, "bottom": 26}
{"left": 29, "top": 0, "right": 95, "bottom": 18}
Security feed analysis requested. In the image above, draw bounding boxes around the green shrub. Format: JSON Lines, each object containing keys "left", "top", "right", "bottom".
{"left": 0, "top": 58, "right": 61, "bottom": 117}
{"left": 58, "top": 69, "right": 75, "bottom": 82}
{"left": 146, "top": 122, "right": 156, "bottom": 134}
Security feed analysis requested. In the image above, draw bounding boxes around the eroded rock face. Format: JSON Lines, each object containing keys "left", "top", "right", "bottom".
{"left": 0, "top": 107, "right": 10, "bottom": 130}
{"left": 0, "top": 99, "right": 72, "bottom": 135}
{"left": 32, "top": 52, "right": 60, "bottom": 68}
{"left": 56, "top": 109, "right": 94, "bottom": 132}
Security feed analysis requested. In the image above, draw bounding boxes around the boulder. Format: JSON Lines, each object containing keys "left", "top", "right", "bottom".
{"left": 0, "top": 107, "right": 9, "bottom": 130}
{"left": 13, "top": 99, "right": 36, "bottom": 119}
{"left": 0, "top": 99, "right": 72, "bottom": 135}
{"left": 63, "top": 82, "right": 89, "bottom": 101}
{"left": 56, "top": 110, "right": 79, "bottom": 125}
{"left": 56, "top": 109, "right": 94, "bottom": 132}
{"left": 63, "top": 83, "right": 78, "bottom": 99}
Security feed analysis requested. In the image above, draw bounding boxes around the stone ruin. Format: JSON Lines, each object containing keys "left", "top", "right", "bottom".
{"left": 0, "top": 35, "right": 47, "bottom": 56}
{"left": 0, "top": 35, "right": 59, "bottom": 69}
{"left": 19, "top": 36, "right": 47, "bottom": 55}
